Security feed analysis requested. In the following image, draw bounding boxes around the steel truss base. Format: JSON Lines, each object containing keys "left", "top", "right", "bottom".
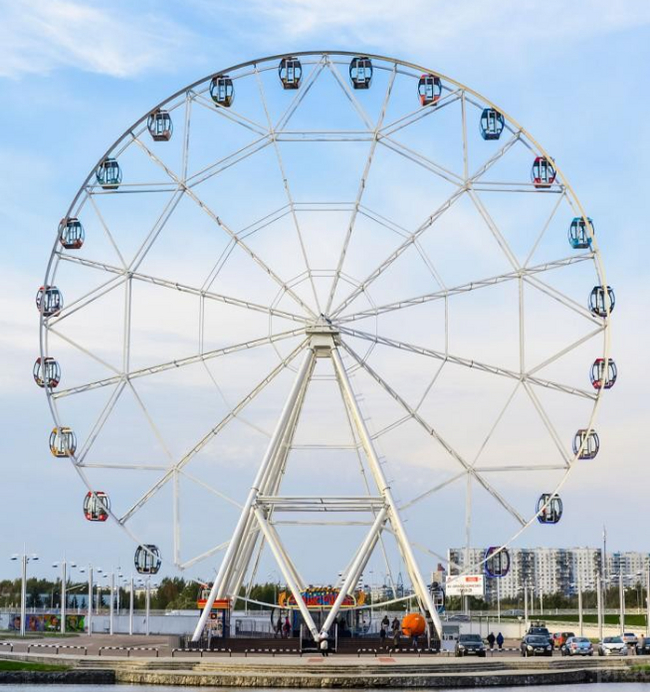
{"left": 192, "top": 328, "right": 443, "bottom": 643}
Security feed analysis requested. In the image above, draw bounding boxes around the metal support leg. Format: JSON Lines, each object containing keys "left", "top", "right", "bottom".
{"left": 331, "top": 347, "right": 443, "bottom": 638}
{"left": 321, "top": 508, "right": 387, "bottom": 636}
{"left": 192, "top": 348, "right": 314, "bottom": 641}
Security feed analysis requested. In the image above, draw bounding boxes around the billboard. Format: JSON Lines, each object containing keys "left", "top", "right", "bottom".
{"left": 445, "top": 574, "right": 484, "bottom": 597}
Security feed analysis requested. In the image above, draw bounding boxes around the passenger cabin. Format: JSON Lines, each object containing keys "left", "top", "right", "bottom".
{"left": 349, "top": 56, "right": 373, "bottom": 89}
{"left": 480, "top": 108, "right": 505, "bottom": 140}
{"left": 279, "top": 56, "right": 302, "bottom": 89}
{"left": 147, "top": 110, "right": 173, "bottom": 141}
{"left": 96, "top": 158, "right": 122, "bottom": 190}
{"left": 485, "top": 546, "right": 510, "bottom": 577}
{"left": 589, "top": 285, "right": 615, "bottom": 317}
{"left": 33, "top": 357, "right": 61, "bottom": 388}
{"left": 418, "top": 74, "right": 442, "bottom": 106}
{"left": 590, "top": 358, "right": 617, "bottom": 390}
{"left": 50, "top": 427, "right": 77, "bottom": 457}
{"left": 531, "top": 157, "right": 556, "bottom": 188}
{"left": 134, "top": 544, "right": 162, "bottom": 575}
{"left": 537, "top": 494, "right": 563, "bottom": 524}
{"left": 84, "top": 491, "right": 110, "bottom": 522}
{"left": 573, "top": 429, "right": 600, "bottom": 460}
{"left": 210, "top": 75, "right": 234, "bottom": 107}
{"left": 36, "top": 286, "right": 63, "bottom": 317}
{"left": 59, "top": 218, "right": 85, "bottom": 250}
{"left": 568, "top": 217, "right": 593, "bottom": 249}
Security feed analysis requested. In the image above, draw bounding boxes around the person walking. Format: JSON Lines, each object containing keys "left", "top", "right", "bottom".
{"left": 487, "top": 632, "right": 496, "bottom": 650}
{"left": 381, "top": 614, "right": 390, "bottom": 630}
{"left": 496, "top": 632, "right": 504, "bottom": 650}
{"left": 274, "top": 615, "right": 283, "bottom": 638}
{"left": 392, "top": 618, "right": 401, "bottom": 649}
{"left": 380, "top": 625, "right": 387, "bottom": 648}
{"left": 283, "top": 616, "right": 291, "bottom": 638}
{"left": 319, "top": 632, "right": 330, "bottom": 657}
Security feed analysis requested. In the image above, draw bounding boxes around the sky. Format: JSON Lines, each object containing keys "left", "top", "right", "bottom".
{"left": 0, "top": 0, "right": 649, "bottom": 590}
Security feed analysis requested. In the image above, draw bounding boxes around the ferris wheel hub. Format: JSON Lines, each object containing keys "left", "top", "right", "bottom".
{"left": 305, "top": 322, "right": 340, "bottom": 357}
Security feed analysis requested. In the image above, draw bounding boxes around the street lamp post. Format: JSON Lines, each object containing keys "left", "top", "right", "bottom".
{"left": 129, "top": 576, "right": 134, "bottom": 636}
{"left": 78, "top": 566, "right": 94, "bottom": 635}
{"left": 10, "top": 550, "right": 38, "bottom": 637}
{"left": 52, "top": 560, "right": 76, "bottom": 635}
{"left": 619, "top": 570, "right": 625, "bottom": 636}
{"left": 646, "top": 563, "right": 650, "bottom": 637}
{"left": 596, "top": 573, "right": 603, "bottom": 642}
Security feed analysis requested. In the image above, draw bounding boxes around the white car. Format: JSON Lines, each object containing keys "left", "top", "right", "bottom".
{"left": 598, "top": 636, "right": 628, "bottom": 656}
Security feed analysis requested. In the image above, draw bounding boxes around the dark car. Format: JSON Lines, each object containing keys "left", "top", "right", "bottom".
{"left": 455, "top": 633, "right": 486, "bottom": 657}
{"left": 520, "top": 634, "right": 553, "bottom": 657}
{"left": 636, "top": 637, "right": 650, "bottom": 655}
{"left": 527, "top": 625, "right": 552, "bottom": 645}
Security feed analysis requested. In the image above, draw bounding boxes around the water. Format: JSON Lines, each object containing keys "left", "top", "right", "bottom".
{"left": 11, "top": 686, "right": 650, "bottom": 692}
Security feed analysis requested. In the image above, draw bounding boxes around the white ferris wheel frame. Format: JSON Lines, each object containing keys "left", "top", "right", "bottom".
{"left": 38, "top": 51, "right": 612, "bottom": 642}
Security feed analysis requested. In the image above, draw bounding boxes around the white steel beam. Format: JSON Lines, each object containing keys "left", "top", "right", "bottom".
{"left": 191, "top": 347, "right": 314, "bottom": 641}
{"left": 330, "top": 346, "right": 443, "bottom": 638}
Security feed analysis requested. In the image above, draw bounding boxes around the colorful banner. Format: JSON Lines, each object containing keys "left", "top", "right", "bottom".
{"left": 278, "top": 588, "right": 366, "bottom": 609}
{"left": 8, "top": 614, "right": 86, "bottom": 633}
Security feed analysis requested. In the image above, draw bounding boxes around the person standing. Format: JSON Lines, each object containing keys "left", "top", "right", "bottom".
{"left": 487, "top": 632, "right": 496, "bottom": 650}
{"left": 496, "top": 632, "right": 504, "bottom": 650}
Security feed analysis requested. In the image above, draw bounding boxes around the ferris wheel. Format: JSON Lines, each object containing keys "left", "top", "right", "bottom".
{"left": 37, "top": 51, "right": 614, "bottom": 641}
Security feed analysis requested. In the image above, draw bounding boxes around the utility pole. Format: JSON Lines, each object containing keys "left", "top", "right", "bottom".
{"left": 109, "top": 573, "right": 115, "bottom": 635}
{"left": 596, "top": 573, "right": 603, "bottom": 642}
{"left": 619, "top": 570, "right": 625, "bottom": 636}
{"left": 578, "top": 573, "right": 584, "bottom": 637}
{"left": 129, "top": 576, "right": 134, "bottom": 636}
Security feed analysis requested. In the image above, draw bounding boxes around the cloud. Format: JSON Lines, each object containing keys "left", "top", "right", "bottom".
{"left": 198, "top": 0, "right": 650, "bottom": 55}
{"left": 0, "top": 0, "right": 192, "bottom": 79}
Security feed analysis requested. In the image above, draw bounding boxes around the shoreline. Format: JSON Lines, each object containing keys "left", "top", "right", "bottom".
{"left": 3, "top": 652, "right": 650, "bottom": 687}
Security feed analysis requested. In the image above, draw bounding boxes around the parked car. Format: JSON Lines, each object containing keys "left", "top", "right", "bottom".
{"left": 636, "top": 637, "right": 650, "bottom": 655}
{"left": 520, "top": 634, "right": 553, "bottom": 657}
{"left": 552, "top": 631, "right": 575, "bottom": 649}
{"left": 622, "top": 632, "right": 638, "bottom": 646}
{"left": 527, "top": 625, "right": 553, "bottom": 645}
{"left": 598, "top": 636, "right": 627, "bottom": 656}
{"left": 455, "top": 633, "right": 487, "bottom": 657}
{"left": 561, "top": 636, "right": 594, "bottom": 656}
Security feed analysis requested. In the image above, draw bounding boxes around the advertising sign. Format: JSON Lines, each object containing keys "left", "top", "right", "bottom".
{"left": 445, "top": 574, "right": 484, "bottom": 597}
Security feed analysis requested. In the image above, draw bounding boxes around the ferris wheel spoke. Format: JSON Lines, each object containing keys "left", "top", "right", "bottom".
{"left": 75, "top": 380, "right": 127, "bottom": 464}
{"left": 399, "top": 472, "right": 466, "bottom": 511}
{"left": 341, "top": 340, "right": 527, "bottom": 526}
{"left": 180, "top": 470, "right": 243, "bottom": 510}
{"left": 325, "top": 58, "right": 374, "bottom": 130}
{"left": 127, "top": 379, "right": 177, "bottom": 465}
{"left": 117, "top": 339, "right": 308, "bottom": 525}
{"left": 184, "top": 135, "right": 274, "bottom": 189}
{"left": 274, "top": 56, "right": 328, "bottom": 132}
{"left": 336, "top": 253, "right": 594, "bottom": 324}
{"left": 130, "top": 135, "right": 317, "bottom": 319}
{"left": 473, "top": 465, "right": 567, "bottom": 472}
{"left": 468, "top": 189, "right": 520, "bottom": 271}
{"left": 46, "top": 266, "right": 127, "bottom": 328}
{"left": 331, "top": 187, "right": 467, "bottom": 318}
{"left": 178, "top": 540, "right": 230, "bottom": 571}
{"left": 191, "top": 91, "right": 269, "bottom": 136}
{"left": 524, "top": 274, "right": 602, "bottom": 325}
{"left": 522, "top": 382, "right": 572, "bottom": 467}
{"left": 325, "top": 64, "right": 398, "bottom": 315}
{"left": 523, "top": 191, "right": 567, "bottom": 267}
{"left": 527, "top": 325, "right": 605, "bottom": 377}
{"left": 254, "top": 66, "right": 322, "bottom": 314}
{"left": 53, "top": 329, "right": 304, "bottom": 399}
{"left": 47, "top": 326, "right": 121, "bottom": 376}
{"left": 338, "top": 327, "right": 596, "bottom": 401}
{"left": 376, "top": 136, "right": 465, "bottom": 187}
{"left": 87, "top": 194, "right": 128, "bottom": 270}
{"left": 379, "top": 88, "right": 463, "bottom": 137}
{"left": 330, "top": 130, "right": 520, "bottom": 318}
{"left": 57, "top": 253, "right": 310, "bottom": 325}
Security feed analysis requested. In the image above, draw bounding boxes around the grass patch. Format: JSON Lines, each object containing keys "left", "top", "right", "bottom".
{"left": 0, "top": 660, "right": 70, "bottom": 672}
{"left": 502, "top": 614, "right": 648, "bottom": 627}
{"left": 630, "top": 664, "right": 650, "bottom": 672}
